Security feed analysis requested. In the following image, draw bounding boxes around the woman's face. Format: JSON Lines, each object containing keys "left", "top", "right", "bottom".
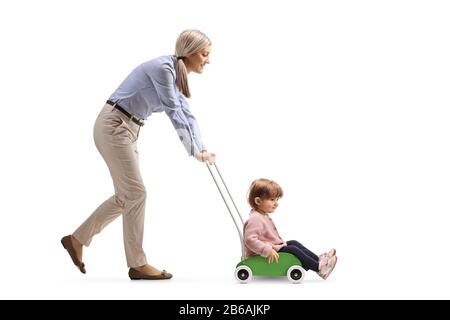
{"left": 185, "top": 46, "right": 211, "bottom": 74}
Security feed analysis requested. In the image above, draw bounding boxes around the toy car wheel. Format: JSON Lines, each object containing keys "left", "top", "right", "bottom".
{"left": 287, "top": 265, "right": 305, "bottom": 284}
{"left": 235, "top": 265, "right": 252, "bottom": 283}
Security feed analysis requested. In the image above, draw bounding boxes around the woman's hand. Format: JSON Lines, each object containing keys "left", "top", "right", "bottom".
{"left": 194, "top": 150, "right": 216, "bottom": 164}
{"left": 267, "top": 249, "right": 279, "bottom": 264}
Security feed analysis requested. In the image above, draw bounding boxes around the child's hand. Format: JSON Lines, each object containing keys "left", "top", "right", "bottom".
{"left": 267, "top": 249, "right": 279, "bottom": 263}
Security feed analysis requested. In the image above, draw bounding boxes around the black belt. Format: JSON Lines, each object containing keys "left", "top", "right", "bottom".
{"left": 106, "top": 100, "right": 144, "bottom": 126}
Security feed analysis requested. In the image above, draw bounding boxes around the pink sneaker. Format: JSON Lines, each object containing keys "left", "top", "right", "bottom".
{"left": 318, "top": 255, "right": 337, "bottom": 280}
{"left": 319, "top": 249, "right": 336, "bottom": 261}
{"left": 318, "top": 254, "right": 328, "bottom": 270}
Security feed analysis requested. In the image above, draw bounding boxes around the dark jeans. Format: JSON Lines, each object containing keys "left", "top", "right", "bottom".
{"left": 279, "top": 240, "right": 319, "bottom": 271}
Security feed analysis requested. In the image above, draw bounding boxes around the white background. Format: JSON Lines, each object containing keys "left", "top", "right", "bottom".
{"left": 0, "top": 0, "right": 449, "bottom": 299}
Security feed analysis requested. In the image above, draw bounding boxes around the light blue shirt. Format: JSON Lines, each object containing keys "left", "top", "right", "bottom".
{"left": 109, "top": 55, "right": 205, "bottom": 156}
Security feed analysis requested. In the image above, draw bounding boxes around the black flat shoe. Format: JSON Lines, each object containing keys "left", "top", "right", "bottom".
{"left": 129, "top": 268, "right": 172, "bottom": 280}
{"left": 61, "top": 235, "right": 86, "bottom": 274}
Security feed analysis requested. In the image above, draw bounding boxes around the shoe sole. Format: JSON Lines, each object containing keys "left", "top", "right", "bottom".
{"left": 129, "top": 277, "right": 172, "bottom": 280}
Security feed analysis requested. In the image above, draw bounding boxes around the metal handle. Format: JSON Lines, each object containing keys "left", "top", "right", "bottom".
{"left": 205, "top": 162, "right": 246, "bottom": 260}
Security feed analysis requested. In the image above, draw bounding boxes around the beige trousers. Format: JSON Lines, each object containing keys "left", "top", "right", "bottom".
{"left": 73, "top": 104, "right": 147, "bottom": 268}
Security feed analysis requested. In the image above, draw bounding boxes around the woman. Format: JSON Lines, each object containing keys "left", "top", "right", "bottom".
{"left": 61, "top": 29, "right": 215, "bottom": 280}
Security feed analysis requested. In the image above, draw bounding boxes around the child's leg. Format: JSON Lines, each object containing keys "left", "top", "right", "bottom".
{"left": 279, "top": 245, "right": 319, "bottom": 272}
{"left": 286, "top": 240, "right": 319, "bottom": 261}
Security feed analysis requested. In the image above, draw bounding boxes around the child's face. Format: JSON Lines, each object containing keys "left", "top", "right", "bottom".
{"left": 256, "top": 197, "right": 280, "bottom": 214}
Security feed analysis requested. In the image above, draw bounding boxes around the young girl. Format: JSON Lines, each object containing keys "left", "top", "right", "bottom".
{"left": 244, "top": 178, "right": 338, "bottom": 280}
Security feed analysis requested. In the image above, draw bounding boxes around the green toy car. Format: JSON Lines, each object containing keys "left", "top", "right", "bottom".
{"left": 235, "top": 252, "right": 306, "bottom": 283}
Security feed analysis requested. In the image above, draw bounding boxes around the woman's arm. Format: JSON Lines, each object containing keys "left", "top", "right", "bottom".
{"left": 152, "top": 62, "right": 204, "bottom": 156}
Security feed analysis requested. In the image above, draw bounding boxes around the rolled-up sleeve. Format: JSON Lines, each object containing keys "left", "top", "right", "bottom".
{"left": 152, "top": 63, "right": 205, "bottom": 156}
